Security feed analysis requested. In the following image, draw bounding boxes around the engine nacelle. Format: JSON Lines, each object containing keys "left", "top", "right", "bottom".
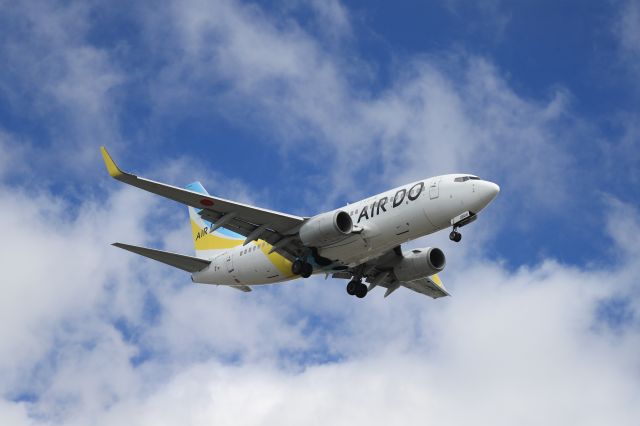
{"left": 299, "top": 210, "right": 353, "bottom": 247}
{"left": 394, "top": 247, "right": 446, "bottom": 282}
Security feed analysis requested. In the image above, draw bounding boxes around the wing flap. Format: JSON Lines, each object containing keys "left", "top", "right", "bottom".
{"left": 113, "top": 242, "right": 211, "bottom": 273}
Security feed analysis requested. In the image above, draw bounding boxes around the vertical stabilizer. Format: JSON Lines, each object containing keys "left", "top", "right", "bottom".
{"left": 185, "top": 181, "right": 244, "bottom": 259}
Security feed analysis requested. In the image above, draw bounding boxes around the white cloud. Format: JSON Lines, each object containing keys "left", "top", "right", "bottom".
{"left": 0, "top": 131, "right": 29, "bottom": 179}
{"left": 139, "top": 0, "right": 575, "bottom": 217}
{"left": 0, "top": 0, "right": 125, "bottom": 172}
{"left": 444, "top": 0, "right": 512, "bottom": 41}
{"left": 613, "top": 0, "right": 640, "bottom": 89}
{"left": 0, "top": 0, "right": 580, "bottom": 212}
{"left": 307, "top": 0, "right": 353, "bottom": 41}
{"left": 617, "top": 0, "right": 640, "bottom": 56}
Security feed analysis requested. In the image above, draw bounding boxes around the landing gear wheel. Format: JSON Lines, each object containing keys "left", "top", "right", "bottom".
{"left": 346, "top": 280, "right": 358, "bottom": 295}
{"left": 355, "top": 283, "right": 368, "bottom": 298}
{"left": 291, "top": 259, "right": 304, "bottom": 275}
{"left": 449, "top": 230, "right": 462, "bottom": 242}
{"left": 300, "top": 262, "right": 313, "bottom": 278}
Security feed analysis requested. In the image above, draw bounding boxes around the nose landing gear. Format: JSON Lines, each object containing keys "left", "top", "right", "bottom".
{"left": 449, "top": 211, "right": 476, "bottom": 243}
{"left": 346, "top": 279, "right": 368, "bottom": 298}
{"left": 449, "top": 227, "right": 462, "bottom": 242}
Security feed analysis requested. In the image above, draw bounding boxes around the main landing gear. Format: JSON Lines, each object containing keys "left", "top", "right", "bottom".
{"left": 292, "top": 259, "right": 313, "bottom": 278}
{"left": 346, "top": 279, "right": 368, "bottom": 298}
{"left": 449, "top": 227, "right": 462, "bottom": 242}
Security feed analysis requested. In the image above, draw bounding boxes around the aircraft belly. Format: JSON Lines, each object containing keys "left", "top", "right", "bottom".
{"left": 318, "top": 235, "right": 368, "bottom": 264}
{"left": 192, "top": 245, "right": 293, "bottom": 286}
{"left": 231, "top": 244, "right": 295, "bottom": 285}
{"left": 325, "top": 203, "right": 436, "bottom": 264}
{"left": 192, "top": 262, "right": 235, "bottom": 285}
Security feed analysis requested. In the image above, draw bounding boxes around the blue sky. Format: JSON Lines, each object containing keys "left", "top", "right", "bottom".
{"left": 1, "top": 1, "right": 640, "bottom": 425}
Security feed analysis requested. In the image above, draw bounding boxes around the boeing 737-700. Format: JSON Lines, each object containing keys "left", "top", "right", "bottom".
{"left": 101, "top": 147, "right": 499, "bottom": 299}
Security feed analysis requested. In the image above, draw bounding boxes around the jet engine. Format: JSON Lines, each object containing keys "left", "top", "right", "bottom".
{"left": 299, "top": 210, "right": 353, "bottom": 247}
{"left": 394, "top": 247, "right": 446, "bottom": 282}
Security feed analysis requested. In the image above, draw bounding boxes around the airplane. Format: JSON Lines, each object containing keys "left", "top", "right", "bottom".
{"left": 100, "top": 147, "right": 499, "bottom": 299}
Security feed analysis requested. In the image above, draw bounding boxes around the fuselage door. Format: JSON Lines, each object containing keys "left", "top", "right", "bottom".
{"left": 226, "top": 252, "right": 234, "bottom": 273}
{"left": 429, "top": 179, "right": 440, "bottom": 199}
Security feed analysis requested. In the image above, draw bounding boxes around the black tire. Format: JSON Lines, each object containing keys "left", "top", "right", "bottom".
{"left": 454, "top": 232, "right": 462, "bottom": 242}
{"left": 346, "top": 280, "right": 357, "bottom": 295}
{"left": 300, "top": 262, "right": 313, "bottom": 278}
{"left": 292, "top": 259, "right": 304, "bottom": 275}
{"left": 355, "top": 283, "right": 368, "bottom": 298}
{"left": 449, "top": 231, "right": 457, "bottom": 241}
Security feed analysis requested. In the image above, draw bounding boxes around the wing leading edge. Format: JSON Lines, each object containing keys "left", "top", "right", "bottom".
{"left": 100, "top": 147, "right": 306, "bottom": 260}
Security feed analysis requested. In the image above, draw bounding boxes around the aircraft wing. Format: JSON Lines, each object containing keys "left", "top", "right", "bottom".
{"left": 101, "top": 147, "right": 306, "bottom": 260}
{"left": 363, "top": 273, "right": 448, "bottom": 299}
{"left": 399, "top": 275, "right": 449, "bottom": 299}
{"left": 333, "top": 246, "right": 450, "bottom": 299}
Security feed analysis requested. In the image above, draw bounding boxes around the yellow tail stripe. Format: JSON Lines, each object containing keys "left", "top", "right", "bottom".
{"left": 191, "top": 220, "right": 244, "bottom": 250}
{"left": 191, "top": 219, "right": 293, "bottom": 276}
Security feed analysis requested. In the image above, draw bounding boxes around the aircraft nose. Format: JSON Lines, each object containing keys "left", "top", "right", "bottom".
{"left": 475, "top": 180, "right": 500, "bottom": 210}
{"left": 486, "top": 181, "right": 500, "bottom": 198}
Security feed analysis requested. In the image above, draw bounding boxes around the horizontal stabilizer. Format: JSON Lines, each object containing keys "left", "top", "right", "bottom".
{"left": 113, "top": 242, "right": 211, "bottom": 273}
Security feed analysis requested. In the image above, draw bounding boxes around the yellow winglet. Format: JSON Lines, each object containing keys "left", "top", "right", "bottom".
{"left": 431, "top": 274, "right": 444, "bottom": 289}
{"left": 100, "top": 146, "right": 123, "bottom": 178}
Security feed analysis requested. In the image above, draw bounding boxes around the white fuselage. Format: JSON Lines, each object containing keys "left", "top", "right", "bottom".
{"left": 192, "top": 174, "right": 500, "bottom": 286}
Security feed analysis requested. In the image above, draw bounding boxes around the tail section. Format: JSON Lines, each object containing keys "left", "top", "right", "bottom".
{"left": 185, "top": 181, "right": 244, "bottom": 259}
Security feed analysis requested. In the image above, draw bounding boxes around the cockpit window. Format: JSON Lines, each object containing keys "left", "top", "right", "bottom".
{"left": 454, "top": 176, "right": 481, "bottom": 182}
